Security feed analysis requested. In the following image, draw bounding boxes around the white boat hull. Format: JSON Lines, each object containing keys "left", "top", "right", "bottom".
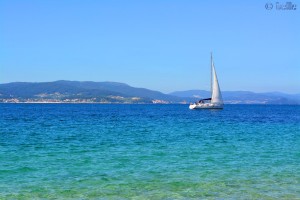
{"left": 189, "top": 103, "right": 223, "bottom": 109}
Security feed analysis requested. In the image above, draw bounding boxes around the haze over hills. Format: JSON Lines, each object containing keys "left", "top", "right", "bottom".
{"left": 0, "top": 81, "right": 299, "bottom": 104}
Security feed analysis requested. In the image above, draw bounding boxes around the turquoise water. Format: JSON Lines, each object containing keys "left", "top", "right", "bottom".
{"left": 0, "top": 104, "right": 299, "bottom": 199}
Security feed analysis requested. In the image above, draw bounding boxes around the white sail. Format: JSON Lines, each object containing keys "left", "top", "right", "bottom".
{"left": 189, "top": 53, "right": 223, "bottom": 109}
{"left": 211, "top": 57, "right": 223, "bottom": 105}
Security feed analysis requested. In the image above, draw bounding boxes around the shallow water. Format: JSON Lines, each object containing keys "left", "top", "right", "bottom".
{"left": 0, "top": 104, "right": 299, "bottom": 199}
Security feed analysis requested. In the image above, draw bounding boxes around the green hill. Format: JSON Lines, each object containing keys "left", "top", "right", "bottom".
{"left": 0, "top": 81, "right": 188, "bottom": 103}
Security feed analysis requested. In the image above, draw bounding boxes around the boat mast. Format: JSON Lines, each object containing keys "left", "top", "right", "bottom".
{"left": 211, "top": 52, "right": 213, "bottom": 98}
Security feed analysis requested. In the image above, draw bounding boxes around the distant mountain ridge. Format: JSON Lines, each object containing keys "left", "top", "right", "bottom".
{"left": 0, "top": 80, "right": 188, "bottom": 103}
{"left": 0, "top": 81, "right": 299, "bottom": 104}
{"left": 169, "top": 90, "right": 300, "bottom": 105}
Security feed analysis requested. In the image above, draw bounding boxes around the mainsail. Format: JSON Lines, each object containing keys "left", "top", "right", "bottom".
{"left": 210, "top": 55, "right": 223, "bottom": 105}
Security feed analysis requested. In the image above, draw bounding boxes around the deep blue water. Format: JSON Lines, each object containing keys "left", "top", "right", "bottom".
{"left": 0, "top": 104, "right": 299, "bottom": 199}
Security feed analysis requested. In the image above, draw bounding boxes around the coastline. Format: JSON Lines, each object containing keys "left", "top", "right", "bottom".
{"left": 1, "top": 102, "right": 299, "bottom": 105}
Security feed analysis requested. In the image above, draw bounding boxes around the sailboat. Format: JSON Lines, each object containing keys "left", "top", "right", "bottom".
{"left": 189, "top": 53, "right": 224, "bottom": 109}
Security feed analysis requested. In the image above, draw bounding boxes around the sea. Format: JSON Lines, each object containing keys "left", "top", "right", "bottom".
{"left": 0, "top": 104, "right": 299, "bottom": 199}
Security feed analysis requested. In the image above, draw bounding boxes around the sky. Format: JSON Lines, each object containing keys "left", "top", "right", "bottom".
{"left": 0, "top": 0, "right": 299, "bottom": 93}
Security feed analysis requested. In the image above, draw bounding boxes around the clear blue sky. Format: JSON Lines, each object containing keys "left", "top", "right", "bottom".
{"left": 1, "top": 0, "right": 299, "bottom": 93}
